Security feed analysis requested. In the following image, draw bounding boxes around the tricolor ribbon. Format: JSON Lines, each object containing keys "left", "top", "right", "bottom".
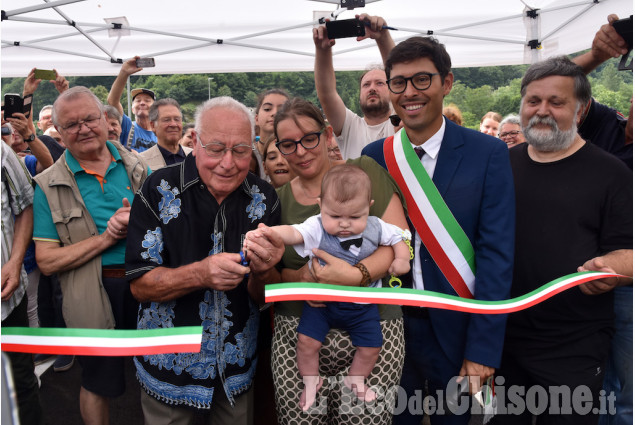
{"left": 1, "top": 326, "right": 203, "bottom": 356}
{"left": 265, "top": 271, "right": 623, "bottom": 314}
{"left": 2, "top": 272, "right": 624, "bottom": 355}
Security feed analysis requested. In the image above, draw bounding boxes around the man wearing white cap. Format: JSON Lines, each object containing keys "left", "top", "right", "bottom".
{"left": 107, "top": 57, "right": 158, "bottom": 152}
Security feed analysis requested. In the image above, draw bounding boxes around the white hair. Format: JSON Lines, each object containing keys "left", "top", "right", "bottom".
{"left": 194, "top": 96, "right": 255, "bottom": 141}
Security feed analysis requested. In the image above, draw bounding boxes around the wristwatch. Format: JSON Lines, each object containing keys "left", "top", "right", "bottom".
{"left": 23, "top": 134, "right": 35, "bottom": 143}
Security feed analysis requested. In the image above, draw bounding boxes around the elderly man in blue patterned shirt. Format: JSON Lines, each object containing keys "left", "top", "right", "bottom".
{"left": 125, "top": 96, "right": 284, "bottom": 425}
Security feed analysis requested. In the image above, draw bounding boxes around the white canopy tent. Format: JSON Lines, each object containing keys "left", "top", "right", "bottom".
{"left": 1, "top": 0, "right": 632, "bottom": 78}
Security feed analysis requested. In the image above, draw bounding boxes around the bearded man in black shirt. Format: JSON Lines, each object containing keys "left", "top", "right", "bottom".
{"left": 491, "top": 56, "right": 632, "bottom": 425}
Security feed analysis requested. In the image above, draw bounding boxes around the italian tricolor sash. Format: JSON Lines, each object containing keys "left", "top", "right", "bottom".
{"left": 384, "top": 128, "right": 475, "bottom": 298}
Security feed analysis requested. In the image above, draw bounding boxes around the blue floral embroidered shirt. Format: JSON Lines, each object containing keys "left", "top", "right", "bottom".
{"left": 125, "top": 155, "right": 280, "bottom": 408}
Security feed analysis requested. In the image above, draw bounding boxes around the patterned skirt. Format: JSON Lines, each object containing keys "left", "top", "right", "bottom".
{"left": 271, "top": 314, "right": 404, "bottom": 425}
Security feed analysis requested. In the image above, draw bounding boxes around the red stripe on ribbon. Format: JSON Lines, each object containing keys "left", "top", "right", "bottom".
{"left": 383, "top": 136, "right": 473, "bottom": 298}
{"left": 265, "top": 272, "right": 616, "bottom": 314}
{"left": 1, "top": 343, "right": 202, "bottom": 356}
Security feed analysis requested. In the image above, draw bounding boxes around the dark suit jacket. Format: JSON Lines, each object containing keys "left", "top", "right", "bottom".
{"left": 361, "top": 117, "right": 515, "bottom": 368}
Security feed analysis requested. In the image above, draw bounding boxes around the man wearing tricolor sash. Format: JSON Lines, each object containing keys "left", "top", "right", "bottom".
{"left": 362, "top": 37, "right": 515, "bottom": 424}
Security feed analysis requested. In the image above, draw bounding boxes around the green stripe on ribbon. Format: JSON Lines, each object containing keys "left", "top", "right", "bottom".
{"left": 400, "top": 130, "right": 476, "bottom": 274}
{"left": 265, "top": 271, "right": 623, "bottom": 312}
{"left": 1, "top": 326, "right": 203, "bottom": 338}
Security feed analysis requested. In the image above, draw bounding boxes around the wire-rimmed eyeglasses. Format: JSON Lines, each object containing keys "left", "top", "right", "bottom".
{"left": 197, "top": 136, "right": 253, "bottom": 159}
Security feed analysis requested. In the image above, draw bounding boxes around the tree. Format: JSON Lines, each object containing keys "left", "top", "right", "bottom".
{"left": 180, "top": 103, "right": 198, "bottom": 123}
{"left": 243, "top": 90, "right": 257, "bottom": 108}
{"left": 1, "top": 55, "right": 631, "bottom": 129}
{"left": 491, "top": 79, "right": 522, "bottom": 117}
{"left": 217, "top": 84, "right": 232, "bottom": 97}
{"left": 90, "top": 85, "right": 109, "bottom": 103}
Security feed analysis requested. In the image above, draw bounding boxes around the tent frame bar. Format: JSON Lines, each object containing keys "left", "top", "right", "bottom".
{"left": 3, "top": 0, "right": 84, "bottom": 18}
{"left": 0, "top": 0, "right": 617, "bottom": 75}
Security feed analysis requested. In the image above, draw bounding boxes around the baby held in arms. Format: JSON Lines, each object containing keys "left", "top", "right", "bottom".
{"left": 244, "top": 164, "right": 411, "bottom": 410}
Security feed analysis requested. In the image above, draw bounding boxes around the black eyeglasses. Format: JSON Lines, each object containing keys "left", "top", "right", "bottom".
{"left": 389, "top": 114, "right": 401, "bottom": 127}
{"left": 499, "top": 130, "right": 522, "bottom": 139}
{"left": 386, "top": 72, "right": 440, "bottom": 94}
{"left": 276, "top": 129, "right": 323, "bottom": 155}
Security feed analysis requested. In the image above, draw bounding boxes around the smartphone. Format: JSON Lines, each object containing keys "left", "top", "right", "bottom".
{"left": 136, "top": 57, "right": 156, "bottom": 68}
{"left": 613, "top": 16, "right": 633, "bottom": 49}
{"left": 1, "top": 126, "right": 11, "bottom": 136}
{"left": 3, "top": 94, "right": 32, "bottom": 120}
{"left": 3, "top": 94, "right": 22, "bottom": 119}
{"left": 34, "top": 69, "right": 57, "bottom": 81}
{"left": 326, "top": 19, "right": 366, "bottom": 39}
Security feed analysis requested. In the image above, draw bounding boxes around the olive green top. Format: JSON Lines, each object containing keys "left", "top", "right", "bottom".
{"left": 275, "top": 155, "right": 406, "bottom": 320}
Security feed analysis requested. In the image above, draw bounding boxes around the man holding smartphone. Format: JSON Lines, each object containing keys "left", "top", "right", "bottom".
{"left": 313, "top": 14, "right": 396, "bottom": 159}
{"left": 107, "top": 56, "right": 158, "bottom": 153}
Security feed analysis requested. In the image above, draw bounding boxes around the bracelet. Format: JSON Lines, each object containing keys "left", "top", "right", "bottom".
{"left": 353, "top": 262, "right": 372, "bottom": 287}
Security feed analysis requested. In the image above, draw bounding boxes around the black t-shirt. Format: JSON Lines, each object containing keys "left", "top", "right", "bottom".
{"left": 578, "top": 99, "right": 632, "bottom": 170}
{"left": 506, "top": 142, "right": 632, "bottom": 351}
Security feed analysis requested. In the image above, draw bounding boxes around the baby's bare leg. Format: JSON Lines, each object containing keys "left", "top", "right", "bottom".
{"left": 297, "top": 333, "right": 323, "bottom": 411}
{"left": 344, "top": 346, "right": 381, "bottom": 402}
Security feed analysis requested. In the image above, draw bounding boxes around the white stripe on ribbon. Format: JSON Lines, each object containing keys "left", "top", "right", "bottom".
{"left": 264, "top": 272, "right": 622, "bottom": 314}
{"left": 2, "top": 334, "right": 198, "bottom": 348}
{"left": 392, "top": 129, "right": 475, "bottom": 294}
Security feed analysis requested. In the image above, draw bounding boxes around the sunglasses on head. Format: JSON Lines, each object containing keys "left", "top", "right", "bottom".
{"left": 389, "top": 114, "right": 401, "bottom": 127}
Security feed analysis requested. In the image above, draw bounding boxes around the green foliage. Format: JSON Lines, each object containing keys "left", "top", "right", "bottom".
{"left": 453, "top": 65, "right": 527, "bottom": 89}
{"left": 243, "top": 91, "right": 258, "bottom": 108}
{"left": 491, "top": 79, "right": 522, "bottom": 117}
{"left": 1, "top": 78, "right": 24, "bottom": 95}
{"left": 90, "top": 85, "right": 109, "bottom": 103}
{"left": 217, "top": 84, "right": 233, "bottom": 97}
{"left": 2, "top": 53, "right": 631, "bottom": 128}
{"left": 180, "top": 102, "right": 198, "bottom": 123}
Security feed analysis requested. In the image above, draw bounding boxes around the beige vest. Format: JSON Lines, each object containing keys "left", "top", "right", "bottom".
{"left": 140, "top": 144, "right": 192, "bottom": 172}
{"left": 34, "top": 142, "right": 148, "bottom": 329}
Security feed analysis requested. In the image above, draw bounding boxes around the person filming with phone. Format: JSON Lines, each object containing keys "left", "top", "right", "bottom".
{"left": 21, "top": 68, "right": 69, "bottom": 162}
{"left": 108, "top": 56, "right": 158, "bottom": 153}
{"left": 313, "top": 14, "right": 396, "bottom": 159}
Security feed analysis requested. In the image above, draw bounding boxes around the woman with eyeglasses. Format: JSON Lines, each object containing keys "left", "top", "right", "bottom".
{"left": 270, "top": 97, "right": 408, "bottom": 424}
{"left": 498, "top": 114, "right": 526, "bottom": 149}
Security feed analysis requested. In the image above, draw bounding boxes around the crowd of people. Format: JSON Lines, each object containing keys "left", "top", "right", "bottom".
{"left": 1, "top": 12, "right": 632, "bottom": 425}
